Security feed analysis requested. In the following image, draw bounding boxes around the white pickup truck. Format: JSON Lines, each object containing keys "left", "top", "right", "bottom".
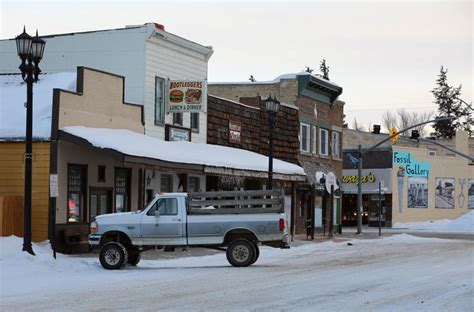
{"left": 89, "top": 189, "right": 290, "bottom": 269}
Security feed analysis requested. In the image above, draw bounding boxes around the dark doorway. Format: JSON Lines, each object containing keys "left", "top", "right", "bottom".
{"left": 90, "top": 188, "right": 112, "bottom": 220}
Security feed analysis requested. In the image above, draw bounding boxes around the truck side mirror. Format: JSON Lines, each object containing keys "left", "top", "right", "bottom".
{"left": 154, "top": 208, "right": 160, "bottom": 218}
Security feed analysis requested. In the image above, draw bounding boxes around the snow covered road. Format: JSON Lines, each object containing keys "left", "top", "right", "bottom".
{"left": 1, "top": 234, "right": 473, "bottom": 311}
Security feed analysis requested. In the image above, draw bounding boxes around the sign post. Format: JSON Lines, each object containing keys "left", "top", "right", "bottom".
{"left": 325, "top": 172, "right": 338, "bottom": 238}
{"left": 49, "top": 174, "right": 58, "bottom": 259}
{"left": 379, "top": 181, "right": 383, "bottom": 236}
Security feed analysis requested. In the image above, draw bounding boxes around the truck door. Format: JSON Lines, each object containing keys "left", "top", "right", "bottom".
{"left": 140, "top": 197, "right": 185, "bottom": 245}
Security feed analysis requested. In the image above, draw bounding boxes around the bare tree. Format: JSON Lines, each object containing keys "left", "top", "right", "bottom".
{"left": 351, "top": 118, "right": 365, "bottom": 131}
{"left": 382, "top": 109, "right": 434, "bottom": 137}
{"left": 382, "top": 111, "right": 397, "bottom": 132}
{"left": 411, "top": 110, "right": 434, "bottom": 137}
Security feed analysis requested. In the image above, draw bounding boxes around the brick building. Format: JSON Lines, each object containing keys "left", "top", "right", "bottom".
{"left": 206, "top": 95, "right": 304, "bottom": 235}
{"left": 209, "top": 72, "right": 345, "bottom": 235}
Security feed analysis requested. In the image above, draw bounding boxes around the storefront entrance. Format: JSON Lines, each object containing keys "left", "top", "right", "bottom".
{"left": 90, "top": 188, "right": 112, "bottom": 220}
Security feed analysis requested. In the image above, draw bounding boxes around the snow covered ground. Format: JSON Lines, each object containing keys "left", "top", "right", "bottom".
{"left": 392, "top": 210, "right": 474, "bottom": 233}
{"left": 1, "top": 234, "right": 473, "bottom": 311}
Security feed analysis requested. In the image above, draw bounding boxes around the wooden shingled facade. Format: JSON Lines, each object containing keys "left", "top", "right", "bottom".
{"left": 207, "top": 95, "right": 300, "bottom": 165}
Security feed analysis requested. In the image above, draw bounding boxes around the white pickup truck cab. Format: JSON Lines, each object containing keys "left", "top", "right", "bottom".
{"left": 89, "top": 190, "right": 290, "bottom": 269}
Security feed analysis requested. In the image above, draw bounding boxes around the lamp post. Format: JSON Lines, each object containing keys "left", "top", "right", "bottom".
{"left": 15, "top": 27, "right": 46, "bottom": 255}
{"left": 265, "top": 94, "right": 280, "bottom": 190}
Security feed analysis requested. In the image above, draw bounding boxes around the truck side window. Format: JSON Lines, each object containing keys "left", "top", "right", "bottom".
{"left": 146, "top": 198, "right": 178, "bottom": 216}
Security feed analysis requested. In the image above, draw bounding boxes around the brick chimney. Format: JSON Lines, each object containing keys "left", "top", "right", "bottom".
{"left": 372, "top": 124, "right": 381, "bottom": 134}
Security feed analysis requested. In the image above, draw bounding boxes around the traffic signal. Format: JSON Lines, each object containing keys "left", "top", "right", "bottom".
{"left": 411, "top": 130, "right": 420, "bottom": 139}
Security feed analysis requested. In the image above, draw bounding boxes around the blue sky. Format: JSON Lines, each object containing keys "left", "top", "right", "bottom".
{"left": 1, "top": 0, "right": 472, "bottom": 130}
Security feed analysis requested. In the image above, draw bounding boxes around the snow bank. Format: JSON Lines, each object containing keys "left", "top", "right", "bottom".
{"left": 61, "top": 126, "right": 306, "bottom": 176}
{"left": 0, "top": 73, "right": 77, "bottom": 139}
{"left": 392, "top": 211, "right": 474, "bottom": 233}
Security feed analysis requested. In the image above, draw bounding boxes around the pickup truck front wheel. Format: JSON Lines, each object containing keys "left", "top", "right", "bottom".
{"left": 99, "top": 242, "right": 128, "bottom": 270}
{"left": 226, "top": 239, "right": 256, "bottom": 267}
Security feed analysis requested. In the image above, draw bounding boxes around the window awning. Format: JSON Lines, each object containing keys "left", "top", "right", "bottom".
{"left": 60, "top": 126, "right": 306, "bottom": 181}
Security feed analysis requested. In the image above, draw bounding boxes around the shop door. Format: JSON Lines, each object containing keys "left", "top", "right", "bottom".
{"left": 90, "top": 188, "right": 112, "bottom": 220}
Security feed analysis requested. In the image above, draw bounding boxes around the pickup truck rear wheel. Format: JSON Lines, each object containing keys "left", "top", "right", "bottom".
{"left": 127, "top": 248, "right": 141, "bottom": 266}
{"left": 226, "top": 239, "right": 256, "bottom": 267}
{"left": 99, "top": 242, "right": 128, "bottom": 270}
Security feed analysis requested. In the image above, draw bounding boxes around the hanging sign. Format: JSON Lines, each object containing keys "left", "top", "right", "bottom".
{"left": 325, "top": 172, "right": 338, "bottom": 193}
{"left": 49, "top": 174, "right": 58, "bottom": 198}
{"left": 167, "top": 80, "right": 207, "bottom": 113}
{"left": 229, "top": 121, "right": 241, "bottom": 144}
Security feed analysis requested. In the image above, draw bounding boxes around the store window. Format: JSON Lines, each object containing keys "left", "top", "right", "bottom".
{"left": 155, "top": 77, "right": 165, "bottom": 125}
{"left": 161, "top": 174, "right": 173, "bottom": 192}
{"left": 300, "top": 123, "right": 310, "bottom": 152}
{"left": 319, "top": 128, "right": 329, "bottom": 156}
{"left": 332, "top": 131, "right": 341, "bottom": 159}
{"left": 189, "top": 176, "right": 201, "bottom": 192}
{"left": 173, "top": 112, "right": 183, "bottom": 126}
{"left": 115, "top": 168, "right": 131, "bottom": 213}
{"left": 191, "top": 113, "right": 199, "bottom": 132}
{"left": 67, "top": 164, "right": 87, "bottom": 223}
{"left": 98, "top": 165, "right": 106, "bottom": 182}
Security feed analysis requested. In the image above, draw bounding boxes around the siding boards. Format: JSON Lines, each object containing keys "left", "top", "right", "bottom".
{"left": 144, "top": 39, "right": 208, "bottom": 143}
{"left": 0, "top": 142, "right": 50, "bottom": 241}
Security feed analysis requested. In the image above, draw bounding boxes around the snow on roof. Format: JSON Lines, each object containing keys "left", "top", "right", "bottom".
{"left": 61, "top": 126, "right": 306, "bottom": 176}
{"left": 210, "top": 71, "right": 340, "bottom": 88}
{"left": 0, "top": 72, "right": 77, "bottom": 140}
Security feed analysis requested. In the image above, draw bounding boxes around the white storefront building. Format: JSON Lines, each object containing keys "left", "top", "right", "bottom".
{"left": 1, "top": 23, "right": 214, "bottom": 195}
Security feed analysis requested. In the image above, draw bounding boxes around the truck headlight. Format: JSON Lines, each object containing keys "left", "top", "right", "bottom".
{"left": 90, "top": 220, "right": 98, "bottom": 234}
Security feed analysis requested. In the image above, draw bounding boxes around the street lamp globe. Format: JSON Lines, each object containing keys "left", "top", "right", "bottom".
{"left": 15, "top": 27, "right": 32, "bottom": 60}
{"left": 265, "top": 94, "right": 280, "bottom": 113}
{"left": 31, "top": 30, "right": 46, "bottom": 62}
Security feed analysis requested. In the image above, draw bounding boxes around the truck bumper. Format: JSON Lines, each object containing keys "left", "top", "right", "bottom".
{"left": 88, "top": 234, "right": 101, "bottom": 247}
{"left": 280, "top": 234, "right": 291, "bottom": 249}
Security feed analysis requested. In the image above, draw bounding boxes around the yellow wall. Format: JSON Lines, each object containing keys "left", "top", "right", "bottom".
{"left": 391, "top": 145, "right": 473, "bottom": 224}
{"left": 0, "top": 142, "right": 50, "bottom": 241}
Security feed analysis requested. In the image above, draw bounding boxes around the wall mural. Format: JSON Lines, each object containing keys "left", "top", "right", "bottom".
{"left": 458, "top": 178, "right": 466, "bottom": 209}
{"left": 468, "top": 179, "right": 474, "bottom": 209}
{"left": 435, "top": 178, "right": 455, "bottom": 209}
{"left": 407, "top": 177, "right": 428, "bottom": 208}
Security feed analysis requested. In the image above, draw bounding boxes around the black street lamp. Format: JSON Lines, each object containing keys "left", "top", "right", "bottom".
{"left": 15, "top": 27, "right": 46, "bottom": 255}
{"left": 265, "top": 94, "right": 280, "bottom": 190}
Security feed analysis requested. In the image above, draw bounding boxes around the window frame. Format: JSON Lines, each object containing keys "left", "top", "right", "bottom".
{"left": 300, "top": 123, "right": 311, "bottom": 153}
{"left": 173, "top": 112, "right": 183, "bottom": 126}
{"left": 114, "top": 167, "right": 131, "bottom": 213}
{"left": 331, "top": 131, "right": 341, "bottom": 159}
{"left": 189, "top": 176, "right": 201, "bottom": 192}
{"left": 155, "top": 76, "right": 165, "bottom": 126}
{"left": 160, "top": 174, "right": 173, "bottom": 193}
{"left": 312, "top": 126, "right": 318, "bottom": 154}
{"left": 67, "top": 164, "right": 88, "bottom": 223}
{"left": 191, "top": 112, "right": 200, "bottom": 133}
{"left": 319, "top": 128, "right": 329, "bottom": 156}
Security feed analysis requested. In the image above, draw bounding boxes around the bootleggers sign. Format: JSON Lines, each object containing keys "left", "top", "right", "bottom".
{"left": 167, "top": 80, "right": 207, "bottom": 113}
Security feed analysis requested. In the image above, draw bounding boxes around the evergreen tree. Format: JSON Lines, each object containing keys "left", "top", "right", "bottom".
{"left": 431, "top": 66, "right": 473, "bottom": 138}
{"left": 320, "top": 59, "right": 330, "bottom": 80}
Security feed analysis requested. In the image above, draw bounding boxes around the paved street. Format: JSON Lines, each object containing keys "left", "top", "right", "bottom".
{"left": 2, "top": 234, "right": 473, "bottom": 311}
